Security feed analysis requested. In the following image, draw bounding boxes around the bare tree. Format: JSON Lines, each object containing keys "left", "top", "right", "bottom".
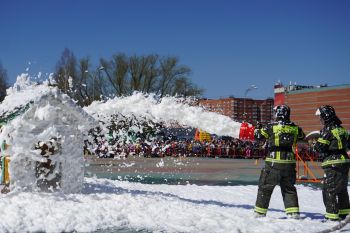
{"left": 0, "top": 62, "right": 8, "bottom": 102}
{"left": 99, "top": 58, "right": 118, "bottom": 94}
{"left": 53, "top": 48, "right": 77, "bottom": 94}
{"left": 75, "top": 57, "right": 93, "bottom": 106}
{"left": 112, "top": 53, "right": 129, "bottom": 96}
{"left": 129, "top": 55, "right": 149, "bottom": 91}
{"left": 171, "top": 77, "right": 203, "bottom": 97}
{"left": 141, "top": 54, "right": 159, "bottom": 93}
{"left": 93, "top": 67, "right": 106, "bottom": 101}
{"left": 158, "top": 56, "right": 191, "bottom": 98}
{"left": 52, "top": 50, "right": 203, "bottom": 101}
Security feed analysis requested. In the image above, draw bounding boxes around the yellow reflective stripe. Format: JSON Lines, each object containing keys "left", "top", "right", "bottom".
{"left": 285, "top": 207, "right": 299, "bottom": 214}
{"left": 325, "top": 212, "right": 339, "bottom": 220}
{"left": 275, "top": 135, "right": 279, "bottom": 146}
{"left": 339, "top": 209, "right": 350, "bottom": 215}
{"left": 272, "top": 125, "right": 299, "bottom": 134}
{"left": 255, "top": 206, "right": 267, "bottom": 214}
{"left": 322, "top": 159, "right": 350, "bottom": 167}
{"left": 276, "top": 151, "right": 281, "bottom": 160}
{"left": 317, "top": 138, "right": 330, "bottom": 145}
{"left": 294, "top": 128, "right": 299, "bottom": 144}
{"left": 265, "top": 158, "right": 296, "bottom": 164}
{"left": 260, "top": 129, "right": 269, "bottom": 139}
{"left": 331, "top": 128, "right": 348, "bottom": 150}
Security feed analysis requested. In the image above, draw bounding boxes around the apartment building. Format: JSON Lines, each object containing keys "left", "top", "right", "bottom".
{"left": 198, "top": 97, "right": 274, "bottom": 125}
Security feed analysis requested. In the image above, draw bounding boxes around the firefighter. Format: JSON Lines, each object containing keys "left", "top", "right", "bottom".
{"left": 254, "top": 105, "right": 305, "bottom": 218}
{"left": 314, "top": 105, "right": 350, "bottom": 221}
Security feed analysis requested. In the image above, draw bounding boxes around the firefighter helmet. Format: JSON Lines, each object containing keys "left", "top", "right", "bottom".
{"left": 273, "top": 105, "right": 290, "bottom": 121}
{"left": 315, "top": 105, "right": 337, "bottom": 124}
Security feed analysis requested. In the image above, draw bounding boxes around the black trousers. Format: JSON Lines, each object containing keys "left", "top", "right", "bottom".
{"left": 323, "top": 164, "right": 350, "bottom": 217}
{"left": 255, "top": 163, "right": 299, "bottom": 212}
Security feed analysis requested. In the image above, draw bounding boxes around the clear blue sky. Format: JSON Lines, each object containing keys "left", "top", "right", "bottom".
{"left": 1, "top": 0, "right": 349, "bottom": 99}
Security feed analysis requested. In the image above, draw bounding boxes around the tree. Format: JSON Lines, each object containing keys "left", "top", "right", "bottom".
{"left": 141, "top": 54, "right": 159, "bottom": 93}
{"left": 52, "top": 50, "right": 203, "bottom": 104}
{"left": 158, "top": 56, "right": 191, "bottom": 98}
{"left": 75, "top": 57, "right": 93, "bottom": 106}
{"left": 99, "top": 58, "right": 118, "bottom": 95}
{"left": 171, "top": 77, "right": 203, "bottom": 97}
{"left": 0, "top": 62, "right": 8, "bottom": 102}
{"left": 112, "top": 53, "right": 129, "bottom": 96}
{"left": 53, "top": 48, "right": 77, "bottom": 94}
{"left": 129, "top": 55, "right": 149, "bottom": 92}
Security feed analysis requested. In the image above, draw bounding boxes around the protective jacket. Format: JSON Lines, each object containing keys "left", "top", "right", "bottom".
{"left": 258, "top": 121, "right": 305, "bottom": 166}
{"left": 314, "top": 122, "right": 350, "bottom": 220}
{"left": 314, "top": 122, "right": 350, "bottom": 167}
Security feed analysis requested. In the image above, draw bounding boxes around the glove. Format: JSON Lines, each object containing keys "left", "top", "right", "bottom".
{"left": 256, "top": 122, "right": 262, "bottom": 129}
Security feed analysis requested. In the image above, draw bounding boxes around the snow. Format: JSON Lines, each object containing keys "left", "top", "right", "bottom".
{"left": 0, "top": 73, "right": 52, "bottom": 117}
{"left": 0, "top": 74, "right": 345, "bottom": 232}
{"left": 0, "top": 74, "right": 96, "bottom": 193}
{"left": 0, "top": 178, "right": 345, "bottom": 233}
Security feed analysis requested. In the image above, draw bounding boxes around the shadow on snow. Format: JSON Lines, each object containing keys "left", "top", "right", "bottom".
{"left": 82, "top": 182, "right": 324, "bottom": 220}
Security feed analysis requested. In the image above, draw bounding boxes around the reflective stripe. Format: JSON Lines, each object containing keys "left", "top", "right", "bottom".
{"left": 275, "top": 135, "right": 279, "bottom": 147}
{"left": 317, "top": 138, "right": 330, "bottom": 145}
{"left": 255, "top": 206, "right": 267, "bottom": 214}
{"left": 322, "top": 159, "right": 350, "bottom": 167}
{"left": 331, "top": 128, "right": 348, "bottom": 150}
{"left": 276, "top": 151, "right": 281, "bottom": 160}
{"left": 339, "top": 209, "right": 350, "bottom": 215}
{"left": 325, "top": 212, "right": 339, "bottom": 220}
{"left": 285, "top": 207, "right": 299, "bottom": 214}
{"left": 260, "top": 129, "right": 269, "bottom": 139}
{"left": 265, "top": 158, "right": 296, "bottom": 164}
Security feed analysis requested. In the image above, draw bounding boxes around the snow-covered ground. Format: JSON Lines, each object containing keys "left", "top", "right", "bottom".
{"left": 0, "top": 177, "right": 346, "bottom": 233}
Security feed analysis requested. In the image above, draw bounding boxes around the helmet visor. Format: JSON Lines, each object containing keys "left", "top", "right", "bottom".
{"left": 315, "top": 109, "right": 321, "bottom": 116}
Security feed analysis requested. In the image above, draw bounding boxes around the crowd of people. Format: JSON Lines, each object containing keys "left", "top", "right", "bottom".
{"left": 89, "top": 134, "right": 321, "bottom": 161}
{"left": 91, "top": 137, "right": 268, "bottom": 159}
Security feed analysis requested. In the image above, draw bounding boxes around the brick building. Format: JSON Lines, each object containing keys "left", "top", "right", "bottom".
{"left": 198, "top": 97, "right": 274, "bottom": 125}
{"left": 274, "top": 83, "right": 350, "bottom": 134}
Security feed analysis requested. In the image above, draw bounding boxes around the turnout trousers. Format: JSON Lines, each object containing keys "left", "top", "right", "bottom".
{"left": 323, "top": 164, "right": 350, "bottom": 220}
{"left": 255, "top": 162, "right": 299, "bottom": 215}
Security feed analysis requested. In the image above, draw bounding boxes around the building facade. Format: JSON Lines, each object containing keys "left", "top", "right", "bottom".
{"left": 274, "top": 83, "right": 350, "bottom": 134}
{"left": 198, "top": 97, "right": 274, "bottom": 125}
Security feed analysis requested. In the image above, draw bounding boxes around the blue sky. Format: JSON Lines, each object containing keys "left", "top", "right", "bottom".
{"left": 1, "top": 0, "right": 349, "bottom": 99}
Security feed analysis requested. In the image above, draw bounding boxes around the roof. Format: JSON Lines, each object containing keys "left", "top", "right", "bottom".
{"left": 0, "top": 74, "right": 96, "bottom": 128}
{"left": 0, "top": 74, "right": 52, "bottom": 124}
{"left": 287, "top": 84, "right": 350, "bottom": 95}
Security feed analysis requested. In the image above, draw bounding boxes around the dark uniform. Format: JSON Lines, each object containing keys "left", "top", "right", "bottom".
{"left": 254, "top": 105, "right": 305, "bottom": 218}
{"left": 314, "top": 105, "right": 350, "bottom": 221}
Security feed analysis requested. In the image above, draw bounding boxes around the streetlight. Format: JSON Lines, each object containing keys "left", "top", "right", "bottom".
{"left": 243, "top": 85, "right": 258, "bottom": 121}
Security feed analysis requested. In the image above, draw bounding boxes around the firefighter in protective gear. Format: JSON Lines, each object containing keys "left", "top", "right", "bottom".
{"left": 254, "top": 105, "right": 305, "bottom": 218}
{"left": 314, "top": 105, "right": 350, "bottom": 221}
